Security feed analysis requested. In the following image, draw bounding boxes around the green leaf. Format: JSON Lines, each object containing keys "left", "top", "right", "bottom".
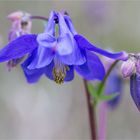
{"left": 99, "top": 93, "right": 119, "bottom": 101}
{"left": 87, "top": 83, "right": 98, "bottom": 100}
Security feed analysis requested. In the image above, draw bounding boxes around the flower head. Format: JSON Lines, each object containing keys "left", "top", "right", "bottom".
{"left": 121, "top": 53, "right": 140, "bottom": 111}
{"left": 121, "top": 56, "right": 136, "bottom": 78}
{"left": 0, "top": 11, "right": 128, "bottom": 84}
{"left": 8, "top": 11, "right": 32, "bottom": 41}
{"left": 6, "top": 11, "right": 32, "bottom": 71}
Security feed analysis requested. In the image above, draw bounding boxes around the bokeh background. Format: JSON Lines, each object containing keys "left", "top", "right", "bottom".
{"left": 0, "top": 0, "right": 140, "bottom": 139}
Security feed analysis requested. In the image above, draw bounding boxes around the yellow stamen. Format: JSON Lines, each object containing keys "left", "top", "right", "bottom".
{"left": 53, "top": 66, "right": 70, "bottom": 84}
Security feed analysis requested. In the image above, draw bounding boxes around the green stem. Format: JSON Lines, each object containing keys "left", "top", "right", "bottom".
{"left": 97, "top": 60, "right": 119, "bottom": 97}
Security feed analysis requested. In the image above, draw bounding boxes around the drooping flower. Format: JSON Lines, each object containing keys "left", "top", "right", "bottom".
{"left": 8, "top": 11, "right": 32, "bottom": 41}
{"left": 0, "top": 11, "right": 128, "bottom": 84}
{"left": 121, "top": 56, "right": 136, "bottom": 78}
{"left": 7, "top": 11, "right": 32, "bottom": 71}
{"left": 121, "top": 53, "right": 140, "bottom": 111}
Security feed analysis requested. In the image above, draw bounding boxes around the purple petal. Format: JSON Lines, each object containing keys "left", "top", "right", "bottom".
{"left": 28, "top": 46, "right": 54, "bottom": 69}
{"left": 75, "top": 51, "right": 105, "bottom": 80}
{"left": 57, "top": 13, "right": 86, "bottom": 65}
{"left": 37, "top": 33, "right": 56, "bottom": 48}
{"left": 45, "top": 11, "right": 56, "bottom": 35}
{"left": 37, "top": 11, "right": 56, "bottom": 49}
{"left": 74, "top": 35, "right": 128, "bottom": 61}
{"left": 130, "top": 73, "right": 140, "bottom": 111}
{"left": 0, "top": 34, "right": 37, "bottom": 62}
{"left": 59, "top": 45, "right": 86, "bottom": 65}
{"left": 45, "top": 61, "right": 54, "bottom": 80}
{"left": 57, "top": 35, "right": 86, "bottom": 65}
{"left": 57, "top": 12, "right": 71, "bottom": 35}
{"left": 21, "top": 49, "right": 45, "bottom": 83}
{"left": 64, "top": 65, "right": 74, "bottom": 81}
{"left": 57, "top": 33, "right": 73, "bottom": 55}
{"left": 64, "top": 15, "right": 77, "bottom": 35}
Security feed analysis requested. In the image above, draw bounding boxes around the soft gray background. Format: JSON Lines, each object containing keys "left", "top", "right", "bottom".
{"left": 0, "top": 0, "right": 140, "bottom": 139}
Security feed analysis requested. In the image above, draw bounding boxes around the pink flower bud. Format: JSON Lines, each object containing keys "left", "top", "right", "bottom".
{"left": 121, "top": 59, "right": 136, "bottom": 78}
{"left": 8, "top": 11, "right": 32, "bottom": 41}
{"left": 7, "top": 11, "right": 24, "bottom": 21}
{"left": 136, "top": 59, "right": 140, "bottom": 74}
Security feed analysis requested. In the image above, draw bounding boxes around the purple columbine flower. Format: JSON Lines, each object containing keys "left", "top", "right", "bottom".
{"left": 0, "top": 11, "right": 128, "bottom": 84}
{"left": 7, "top": 11, "right": 32, "bottom": 71}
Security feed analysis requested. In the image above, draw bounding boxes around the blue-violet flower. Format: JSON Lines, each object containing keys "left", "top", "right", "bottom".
{"left": 0, "top": 11, "right": 128, "bottom": 84}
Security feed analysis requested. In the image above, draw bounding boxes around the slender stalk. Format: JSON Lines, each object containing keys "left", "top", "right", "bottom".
{"left": 98, "top": 102, "right": 107, "bottom": 140}
{"left": 30, "top": 16, "right": 48, "bottom": 21}
{"left": 97, "top": 60, "right": 119, "bottom": 140}
{"left": 97, "top": 60, "right": 119, "bottom": 96}
{"left": 84, "top": 80, "right": 96, "bottom": 140}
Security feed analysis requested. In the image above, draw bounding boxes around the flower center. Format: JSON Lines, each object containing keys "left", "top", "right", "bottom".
{"left": 52, "top": 57, "right": 69, "bottom": 84}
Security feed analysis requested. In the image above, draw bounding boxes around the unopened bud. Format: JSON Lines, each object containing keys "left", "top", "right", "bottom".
{"left": 130, "top": 73, "right": 140, "bottom": 111}
{"left": 136, "top": 59, "right": 140, "bottom": 74}
{"left": 7, "top": 11, "right": 24, "bottom": 21}
{"left": 121, "top": 59, "right": 136, "bottom": 78}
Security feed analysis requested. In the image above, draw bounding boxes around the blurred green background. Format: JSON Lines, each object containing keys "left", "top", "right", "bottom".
{"left": 0, "top": 0, "right": 140, "bottom": 139}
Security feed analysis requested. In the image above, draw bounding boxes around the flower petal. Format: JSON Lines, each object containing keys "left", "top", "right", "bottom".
{"left": 64, "top": 15, "right": 77, "bottom": 35}
{"left": 21, "top": 49, "right": 45, "bottom": 83}
{"left": 64, "top": 65, "right": 74, "bottom": 81}
{"left": 28, "top": 46, "right": 54, "bottom": 69}
{"left": 45, "top": 11, "right": 56, "bottom": 35}
{"left": 130, "top": 73, "right": 140, "bottom": 111}
{"left": 57, "top": 33, "right": 73, "bottom": 55}
{"left": 45, "top": 61, "right": 54, "bottom": 80}
{"left": 0, "top": 34, "right": 37, "bottom": 62}
{"left": 37, "top": 33, "right": 56, "bottom": 48}
{"left": 36, "top": 11, "right": 56, "bottom": 48}
{"left": 75, "top": 51, "right": 105, "bottom": 80}
{"left": 59, "top": 44, "right": 86, "bottom": 65}
{"left": 56, "top": 13, "right": 86, "bottom": 65}
{"left": 57, "top": 12, "right": 71, "bottom": 35}
{"left": 74, "top": 35, "right": 128, "bottom": 61}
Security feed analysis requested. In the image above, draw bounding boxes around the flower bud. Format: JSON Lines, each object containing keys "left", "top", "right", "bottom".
{"left": 121, "top": 59, "right": 136, "bottom": 78}
{"left": 136, "top": 59, "right": 140, "bottom": 74}
{"left": 6, "top": 11, "right": 32, "bottom": 70}
{"left": 7, "top": 11, "right": 24, "bottom": 21}
{"left": 130, "top": 73, "right": 140, "bottom": 111}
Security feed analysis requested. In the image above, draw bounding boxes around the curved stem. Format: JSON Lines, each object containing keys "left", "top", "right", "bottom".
{"left": 84, "top": 80, "right": 97, "bottom": 140}
{"left": 30, "top": 16, "right": 48, "bottom": 21}
{"left": 97, "top": 60, "right": 119, "bottom": 96}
